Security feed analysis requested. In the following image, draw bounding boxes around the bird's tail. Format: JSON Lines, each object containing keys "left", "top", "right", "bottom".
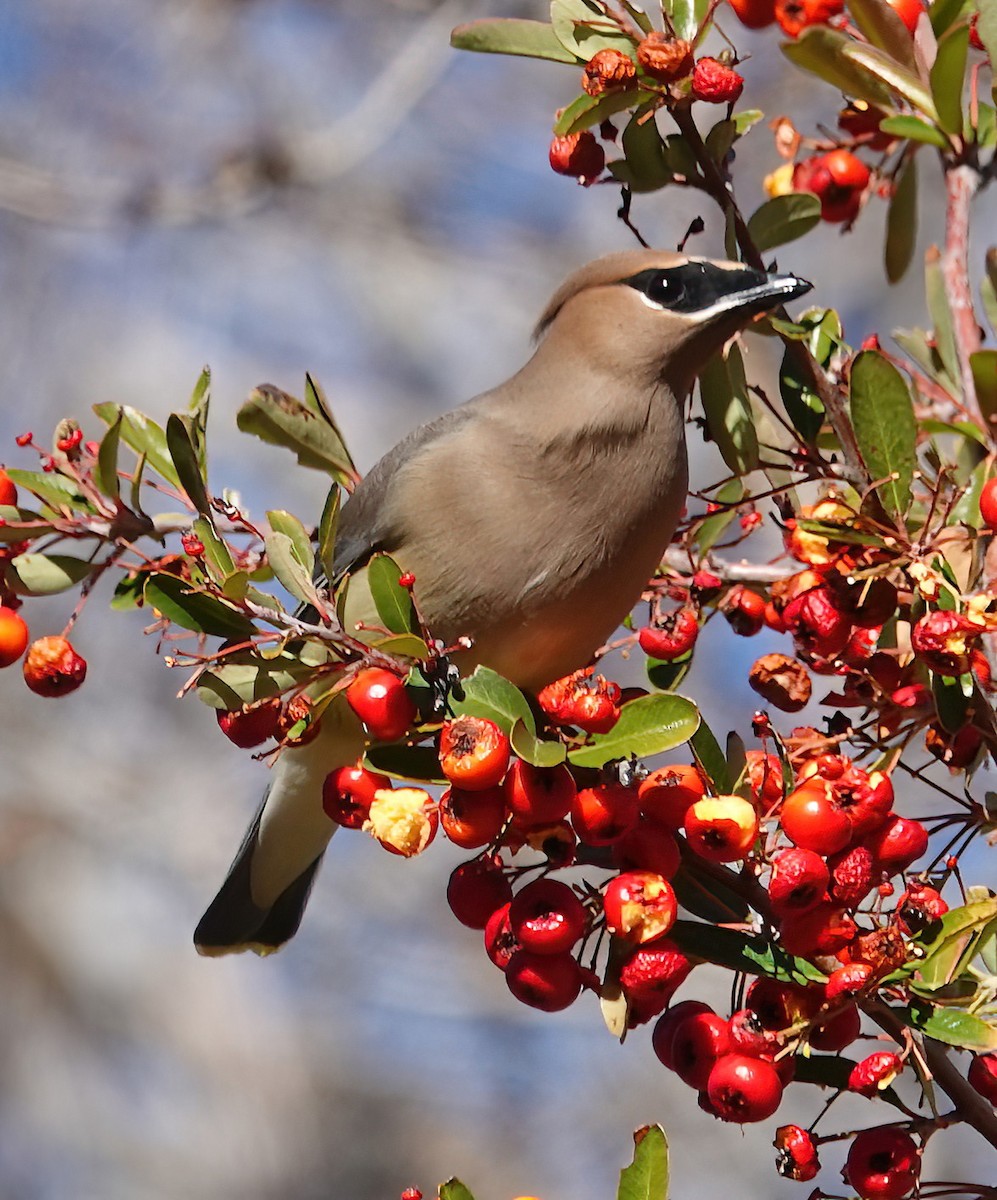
{"left": 194, "top": 698, "right": 365, "bottom": 956}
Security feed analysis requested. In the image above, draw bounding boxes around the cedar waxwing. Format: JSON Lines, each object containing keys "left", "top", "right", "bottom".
{"left": 195, "top": 249, "right": 811, "bottom": 956}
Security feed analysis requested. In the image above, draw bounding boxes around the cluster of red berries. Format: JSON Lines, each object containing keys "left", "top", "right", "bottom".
{"left": 727, "top": 0, "right": 923, "bottom": 39}
{"left": 0, "top": 467, "right": 88, "bottom": 696}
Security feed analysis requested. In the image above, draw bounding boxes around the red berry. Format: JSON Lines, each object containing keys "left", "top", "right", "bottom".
{"left": 571, "top": 782, "right": 639, "bottom": 845}
{"left": 706, "top": 1053, "right": 784, "bottom": 1122}
{"left": 884, "top": 0, "right": 924, "bottom": 32}
{"left": 22, "top": 635, "right": 87, "bottom": 696}
{"left": 775, "top": 0, "right": 844, "bottom": 39}
{"left": 768, "top": 847, "right": 830, "bottom": 916}
{"left": 635, "top": 32, "right": 694, "bottom": 81}
{"left": 447, "top": 857, "right": 513, "bottom": 930}
{"left": 809, "top": 1002, "right": 861, "bottom": 1052}
{"left": 637, "top": 763, "right": 706, "bottom": 829}
{"left": 968, "top": 1053, "right": 997, "bottom": 1104}
{"left": 509, "top": 878, "right": 586, "bottom": 955}
{"left": 603, "top": 871, "right": 677, "bottom": 944}
{"left": 0, "top": 469, "right": 17, "bottom": 507}
{"left": 439, "top": 715, "right": 510, "bottom": 790}
{"left": 538, "top": 668, "right": 621, "bottom": 734}
{"left": 439, "top": 784, "right": 507, "bottom": 849}
{"left": 900, "top": 882, "right": 948, "bottom": 923}
{"left": 775, "top": 1124, "right": 820, "bottom": 1181}
{"left": 727, "top": 0, "right": 776, "bottom": 27}
{"left": 728, "top": 1008, "right": 782, "bottom": 1058}
{"left": 669, "top": 1010, "right": 732, "bottom": 1089}
{"left": 825, "top": 961, "right": 874, "bottom": 1003}
{"left": 548, "top": 132, "right": 605, "bottom": 185}
{"left": 484, "top": 902, "right": 519, "bottom": 971}
{"left": 781, "top": 783, "right": 851, "bottom": 855}
{"left": 745, "top": 751, "right": 785, "bottom": 807}
{"left": 746, "top": 978, "right": 821, "bottom": 1031}
{"left": 779, "top": 902, "right": 857, "bottom": 959}
{"left": 345, "top": 668, "right": 417, "bottom": 742}
{"left": 505, "top": 760, "right": 576, "bottom": 826}
{"left": 651, "top": 1000, "right": 712, "bottom": 1069}
{"left": 865, "top": 814, "right": 929, "bottom": 873}
{"left": 793, "top": 149, "right": 870, "bottom": 223}
{"left": 505, "top": 950, "right": 582, "bottom": 1011}
{"left": 322, "top": 763, "right": 392, "bottom": 828}
{"left": 849, "top": 1051, "right": 903, "bottom": 1097}
{"left": 684, "top": 795, "right": 759, "bottom": 862}
{"left": 216, "top": 698, "right": 282, "bottom": 749}
{"left": 611, "top": 818, "right": 681, "bottom": 879}
{"left": 581, "top": 48, "right": 637, "bottom": 96}
{"left": 844, "top": 1127, "right": 920, "bottom": 1200}
{"left": 827, "top": 843, "right": 878, "bottom": 907}
{"left": 0, "top": 606, "right": 29, "bottom": 668}
{"left": 724, "top": 586, "right": 766, "bottom": 636}
{"left": 691, "top": 57, "right": 744, "bottom": 104}
{"left": 618, "top": 940, "right": 695, "bottom": 1018}
{"left": 638, "top": 607, "right": 698, "bottom": 660}
{"left": 910, "top": 609, "right": 983, "bottom": 676}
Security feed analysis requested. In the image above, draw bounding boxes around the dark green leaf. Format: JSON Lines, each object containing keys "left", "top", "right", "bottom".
{"left": 622, "top": 2, "right": 654, "bottom": 34}
{"left": 979, "top": 3, "right": 997, "bottom": 101}
{"left": 554, "top": 86, "right": 650, "bottom": 136}
{"left": 568, "top": 693, "right": 699, "bottom": 768}
{"left": 364, "top": 743, "right": 446, "bottom": 785}
{"left": 110, "top": 571, "right": 145, "bottom": 611}
{"left": 8, "top": 552, "right": 95, "bottom": 595}
{"left": 367, "top": 553, "right": 418, "bottom": 635}
{"left": 747, "top": 193, "right": 821, "bottom": 252}
{"left": 848, "top": 0, "right": 919, "bottom": 70}
{"left": 451, "top": 666, "right": 536, "bottom": 736}
{"left": 693, "top": 479, "right": 743, "bottom": 554}
{"left": 971, "top": 350, "right": 997, "bottom": 429}
{"left": 911, "top": 896, "right": 997, "bottom": 986}
{"left": 878, "top": 113, "right": 950, "bottom": 147}
{"left": 166, "top": 414, "right": 211, "bottom": 515}
{"left": 130, "top": 451, "right": 147, "bottom": 514}
{"left": 669, "top": 921, "right": 828, "bottom": 984}
{"left": 438, "top": 1180, "right": 476, "bottom": 1200}
{"left": 613, "top": 106, "right": 673, "bottom": 193}
{"left": 95, "top": 411, "right": 122, "bottom": 500}
{"left": 885, "top": 153, "right": 918, "bottom": 284}
{"left": 617, "top": 1125, "right": 668, "bottom": 1200}
{"left": 664, "top": 0, "right": 711, "bottom": 40}
{"left": 450, "top": 17, "right": 579, "bottom": 62}
{"left": 849, "top": 350, "right": 917, "bottom": 519}
{"left": 193, "top": 515, "right": 236, "bottom": 584}
{"left": 782, "top": 26, "right": 897, "bottom": 108}
{"left": 930, "top": 23, "right": 969, "bottom": 134}
{"left": 510, "top": 718, "right": 567, "bottom": 767}
{"left": 705, "top": 118, "right": 736, "bottom": 164}
{"left": 983, "top": 248, "right": 997, "bottom": 339}
{"left": 93, "top": 403, "right": 179, "bottom": 488}
{"left": 844, "top": 41, "right": 939, "bottom": 118}
{"left": 970, "top": 101, "right": 997, "bottom": 148}
{"left": 931, "top": 671, "right": 972, "bottom": 734}
{"left": 689, "top": 718, "right": 731, "bottom": 792}
{"left": 317, "top": 486, "right": 340, "bottom": 584}
{"left": 237, "top": 380, "right": 358, "bottom": 486}
{"left": 672, "top": 860, "right": 751, "bottom": 923}
{"left": 780, "top": 343, "right": 825, "bottom": 445}
{"left": 792, "top": 1054, "right": 904, "bottom": 1108}
{"left": 930, "top": 0, "right": 971, "bottom": 36}
{"left": 645, "top": 655, "right": 692, "bottom": 692}
{"left": 906, "top": 1001, "right": 997, "bottom": 1051}
{"left": 367, "top": 632, "right": 430, "bottom": 660}
{"left": 699, "top": 344, "right": 759, "bottom": 475}
{"left": 144, "top": 574, "right": 256, "bottom": 639}
{"left": 551, "top": 0, "right": 634, "bottom": 56}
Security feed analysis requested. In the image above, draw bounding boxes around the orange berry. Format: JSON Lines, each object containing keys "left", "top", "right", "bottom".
{"left": 0, "top": 606, "right": 29, "bottom": 667}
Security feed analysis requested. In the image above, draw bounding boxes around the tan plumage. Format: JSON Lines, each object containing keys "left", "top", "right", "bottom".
{"left": 195, "top": 249, "right": 810, "bottom": 955}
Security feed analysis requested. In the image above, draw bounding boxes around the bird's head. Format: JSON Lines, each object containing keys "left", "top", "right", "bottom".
{"left": 535, "top": 249, "right": 812, "bottom": 395}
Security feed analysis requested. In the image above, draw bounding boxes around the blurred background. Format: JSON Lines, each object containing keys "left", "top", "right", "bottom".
{"left": 1, "top": 1, "right": 994, "bottom": 1198}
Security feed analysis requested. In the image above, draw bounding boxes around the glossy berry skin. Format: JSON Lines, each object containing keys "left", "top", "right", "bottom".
{"left": 612, "top": 819, "right": 681, "bottom": 879}
{"left": 638, "top": 607, "right": 698, "bottom": 660}
{"left": 690, "top": 57, "right": 744, "bottom": 104}
{"left": 793, "top": 149, "right": 870, "bottom": 223}
{"left": 439, "top": 715, "right": 510, "bottom": 790}
{"left": 323, "top": 764, "right": 392, "bottom": 828}
{"left": 774, "top": 1124, "right": 820, "bottom": 1182}
{"left": 969, "top": 1053, "right": 997, "bottom": 1103}
{"left": 768, "top": 847, "right": 830, "bottom": 916}
{"left": 727, "top": 0, "right": 776, "bottom": 26}
{"left": 670, "top": 1010, "right": 732, "bottom": 1089}
{"left": 809, "top": 1002, "right": 861, "bottom": 1052}
{"left": 216, "top": 698, "right": 281, "bottom": 749}
{"left": 706, "top": 1054, "right": 784, "bottom": 1123}
{"left": 22, "top": 635, "right": 87, "bottom": 696}
{"left": 725, "top": 586, "right": 766, "bottom": 636}
{"left": 618, "top": 940, "right": 695, "bottom": 1017}
{"left": 781, "top": 783, "right": 851, "bottom": 855}
{"left": 865, "top": 814, "right": 929, "bottom": 873}
{"left": 572, "top": 783, "right": 639, "bottom": 845}
{"left": 0, "top": 606, "right": 29, "bottom": 668}
{"left": 779, "top": 902, "right": 857, "bottom": 960}
{"left": 651, "top": 1000, "right": 713, "bottom": 1069}
{"left": 0, "top": 469, "right": 17, "bottom": 507}
{"left": 505, "top": 760, "right": 576, "bottom": 826}
{"left": 447, "top": 857, "right": 513, "bottom": 929}
{"left": 346, "top": 668, "right": 417, "bottom": 742}
{"left": 638, "top": 764, "right": 705, "bottom": 829}
{"left": 505, "top": 950, "right": 582, "bottom": 1011}
{"left": 747, "top": 978, "right": 820, "bottom": 1031}
{"left": 825, "top": 961, "right": 874, "bottom": 1003}
{"left": 849, "top": 1051, "right": 903, "bottom": 1097}
{"left": 684, "top": 795, "right": 759, "bottom": 862}
{"left": 484, "top": 902, "right": 519, "bottom": 971}
{"left": 439, "top": 784, "right": 506, "bottom": 849}
{"left": 509, "top": 878, "right": 586, "bottom": 955}
{"left": 884, "top": 0, "right": 924, "bottom": 31}
{"left": 844, "top": 1127, "right": 920, "bottom": 1200}
{"left": 981, "top": 477, "right": 997, "bottom": 530}
{"left": 728, "top": 1008, "right": 781, "bottom": 1058}
{"left": 603, "top": 871, "right": 677, "bottom": 944}
{"left": 548, "top": 132, "right": 605, "bottom": 184}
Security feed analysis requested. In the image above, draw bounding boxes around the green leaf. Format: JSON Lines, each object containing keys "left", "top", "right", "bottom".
{"left": 265, "top": 530, "right": 320, "bottom": 608}
{"left": 266, "top": 510, "right": 315, "bottom": 578}
{"left": 551, "top": 0, "right": 634, "bottom": 57}
{"left": 906, "top": 1001, "right": 997, "bottom": 1051}
{"left": 368, "top": 632, "right": 430, "bottom": 660}
{"left": 166, "top": 414, "right": 211, "bottom": 515}
{"left": 982, "top": 248, "right": 997, "bottom": 339}
{"left": 971, "top": 349, "right": 997, "bottom": 429}
{"left": 450, "top": 17, "right": 580, "bottom": 62}
{"left": 617, "top": 1125, "right": 668, "bottom": 1200}
{"left": 747, "top": 193, "right": 821, "bottom": 252}
{"left": 614, "top": 106, "right": 673, "bottom": 193}
{"left": 669, "top": 921, "right": 828, "bottom": 984}
{"left": 317, "top": 486, "right": 340, "bottom": 584}
{"left": 364, "top": 743, "right": 446, "bottom": 784}
{"left": 699, "top": 343, "right": 759, "bottom": 475}
{"left": 144, "top": 573, "right": 256, "bottom": 639}
{"left": 510, "top": 718, "right": 567, "bottom": 767}
{"left": 689, "top": 718, "right": 731, "bottom": 792}
{"left": 849, "top": 350, "right": 917, "bottom": 519}
{"left": 885, "top": 153, "right": 918, "bottom": 284}
{"left": 93, "top": 403, "right": 180, "bottom": 489}
{"left": 782, "top": 26, "right": 897, "bottom": 109}
{"left": 844, "top": 41, "right": 940, "bottom": 120}
{"left": 664, "top": 0, "right": 711, "bottom": 40}
{"left": 451, "top": 666, "right": 536, "bottom": 736}
{"left": 705, "top": 118, "right": 736, "bottom": 165}
{"left": 367, "top": 553, "right": 418, "bottom": 635}
{"left": 438, "top": 1181, "right": 476, "bottom": 1200}
{"left": 780, "top": 343, "right": 825, "bottom": 445}
{"left": 693, "top": 480, "right": 743, "bottom": 554}
{"left": 130, "top": 451, "right": 147, "bottom": 514}
{"left": 926, "top": 247, "right": 960, "bottom": 386}
{"left": 237, "top": 379, "right": 358, "bottom": 486}
{"left": 930, "top": 0, "right": 971, "bottom": 36}
{"left": 192, "top": 515, "right": 236, "bottom": 585}
{"left": 0, "top": 506, "right": 55, "bottom": 542}
{"left": 554, "top": 86, "right": 652, "bottom": 136}
{"left": 3, "top": 468, "right": 92, "bottom": 513}
{"left": 95, "top": 411, "right": 122, "bottom": 500}
{"left": 979, "top": 3, "right": 997, "bottom": 99}
{"left": 568, "top": 693, "right": 700, "bottom": 768}
{"left": 671, "top": 859, "right": 750, "bottom": 923}
{"left": 645, "top": 655, "right": 692, "bottom": 692}
{"left": 930, "top": 22, "right": 970, "bottom": 134}
{"left": 196, "top": 656, "right": 315, "bottom": 709}
{"left": 911, "top": 895, "right": 997, "bottom": 987}
{"left": 970, "top": 101, "right": 997, "bottom": 148}
{"left": 878, "top": 113, "right": 950, "bottom": 147}
{"left": 848, "top": 0, "right": 919, "bottom": 71}
{"left": 792, "top": 1055, "right": 905, "bottom": 1108}
{"left": 8, "top": 552, "right": 95, "bottom": 595}
{"left": 110, "top": 571, "right": 145, "bottom": 611}
{"left": 733, "top": 108, "right": 765, "bottom": 136}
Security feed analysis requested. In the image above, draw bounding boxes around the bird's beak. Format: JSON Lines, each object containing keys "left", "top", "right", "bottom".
{"left": 730, "top": 269, "right": 813, "bottom": 314}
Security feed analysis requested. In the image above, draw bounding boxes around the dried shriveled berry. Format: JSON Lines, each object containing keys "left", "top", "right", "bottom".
{"left": 749, "top": 653, "right": 812, "bottom": 712}
{"left": 22, "top": 635, "right": 87, "bottom": 696}
{"left": 769, "top": 847, "right": 829, "bottom": 916}
{"left": 848, "top": 1051, "right": 903, "bottom": 1097}
{"left": 691, "top": 57, "right": 744, "bottom": 104}
{"left": 636, "top": 32, "right": 694, "bottom": 81}
{"left": 582, "top": 48, "right": 636, "bottom": 96}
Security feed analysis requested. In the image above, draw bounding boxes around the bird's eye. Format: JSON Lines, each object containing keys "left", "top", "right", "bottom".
{"left": 644, "top": 271, "right": 685, "bottom": 307}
